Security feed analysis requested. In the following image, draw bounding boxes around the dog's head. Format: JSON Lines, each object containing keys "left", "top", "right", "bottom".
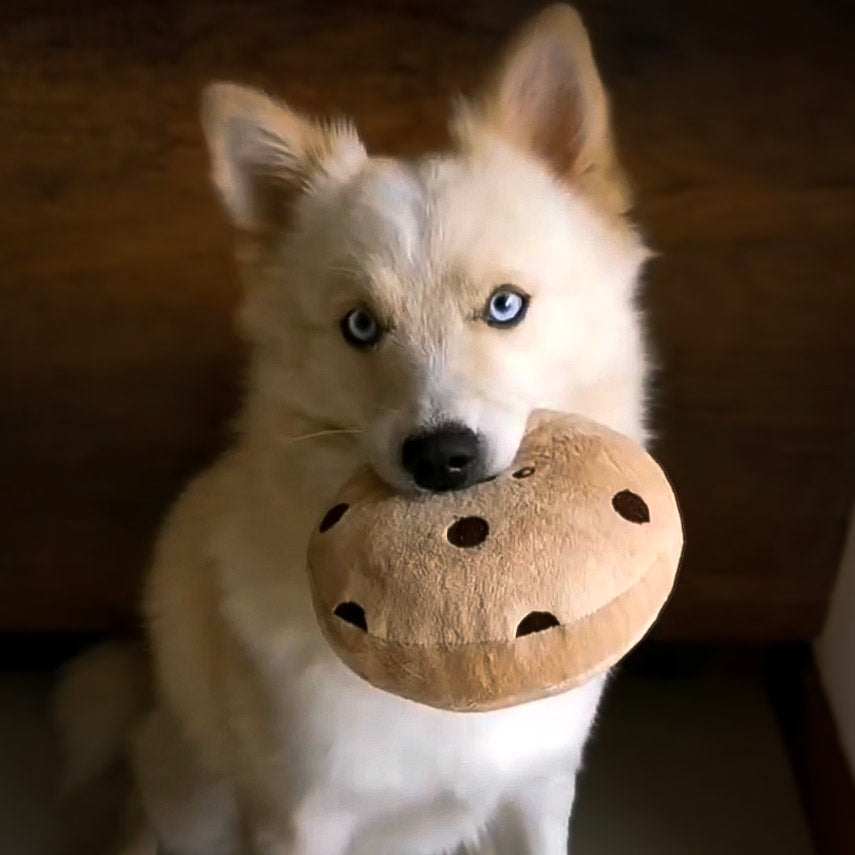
{"left": 201, "top": 5, "right": 649, "bottom": 492}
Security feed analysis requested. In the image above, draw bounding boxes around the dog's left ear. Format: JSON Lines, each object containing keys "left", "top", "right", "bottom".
{"left": 201, "top": 83, "right": 367, "bottom": 232}
{"left": 461, "top": 4, "right": 630, "bottom": 213}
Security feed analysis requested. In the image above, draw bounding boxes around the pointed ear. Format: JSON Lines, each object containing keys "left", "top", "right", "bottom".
{"left": 467, "top": 5, "right": 629, "bottom": 212}
{"left": 200, "top": 82, "right": 367, "bottom": 232}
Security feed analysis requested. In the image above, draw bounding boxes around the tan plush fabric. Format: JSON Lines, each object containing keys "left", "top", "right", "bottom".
{"left": 307, "top": 411, "right": 683, "bottom": 712}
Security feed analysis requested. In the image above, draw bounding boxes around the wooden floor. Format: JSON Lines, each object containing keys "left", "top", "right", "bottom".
{"left": 1, "top": 0, "right": 853, "bottom": 638}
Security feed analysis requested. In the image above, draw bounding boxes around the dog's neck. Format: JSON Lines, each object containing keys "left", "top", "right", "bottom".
{"left": 210, "top": 405, "right": 365, "bottom": 654}
{"left": 237, "top": 399, "right": 364, "bottom": 515}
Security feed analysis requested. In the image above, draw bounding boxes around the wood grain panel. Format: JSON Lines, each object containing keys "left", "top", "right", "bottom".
{"left": 1, "top": 0, "right": 853, "bottom": 637}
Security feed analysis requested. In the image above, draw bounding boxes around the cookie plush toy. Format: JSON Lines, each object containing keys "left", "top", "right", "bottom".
{"left": 307, "top": 411, "right": 683, "bottom": 712}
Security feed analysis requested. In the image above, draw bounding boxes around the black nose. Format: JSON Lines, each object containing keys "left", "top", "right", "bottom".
{"left": 401, "top": 425, "right": 482, "bottom": 491}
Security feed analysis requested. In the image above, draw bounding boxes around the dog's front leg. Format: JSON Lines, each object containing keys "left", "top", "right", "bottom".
{"left": 490, "top": 773, "right": 577, "bottom": 855}
{"left": 253, "top": 828, "right": 351, "bottom": 855}
{"left": 249, "top": 796, "right": 356, "bottom": 855}
{"left": 131, "top": 707, "right": 248, "bottom": 855}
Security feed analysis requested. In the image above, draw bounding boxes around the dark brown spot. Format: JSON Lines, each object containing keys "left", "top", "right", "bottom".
{"left": 513, "top": 466, "right": 535, "bottom": 479}
{"left": 333, "top": 602, "right": 367, "bottom": 632}
{"left": 319, "top": 503, "right": 349, "bottom": 532}
{"left": 516, "top": 611, "right": 560, "bottom": 637}
{"left": 612, "top": 490, "right": 650, "bottom": 524}
{"left": 447, "top": 516, "right": 489, "bottom": 548}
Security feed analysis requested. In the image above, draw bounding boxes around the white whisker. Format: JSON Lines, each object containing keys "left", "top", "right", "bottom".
{"left": 275, "top": 428, "right": 363, "bottom": 447}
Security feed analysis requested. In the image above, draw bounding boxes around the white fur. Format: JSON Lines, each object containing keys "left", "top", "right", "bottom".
{"left": 53, "top": 641, "right": 151, "bottom": 791}
{"left": 58, "top": 7, "right": 651, "bottom": 854}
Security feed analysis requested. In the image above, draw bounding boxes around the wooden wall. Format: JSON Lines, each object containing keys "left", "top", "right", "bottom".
{"left": 1, "top": 0, "right": 853, "bottom": 638}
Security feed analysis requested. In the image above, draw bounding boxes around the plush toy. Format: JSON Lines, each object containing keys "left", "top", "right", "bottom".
{"left": 307, "top": 411, "right": 683, "bottom": 712}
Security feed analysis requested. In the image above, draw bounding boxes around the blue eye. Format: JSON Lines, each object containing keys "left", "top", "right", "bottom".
{"left": 341, "top": 307, "right": 382, "bottom": 349}
{"left": 485, "top": 287, "right": 529, "bottom": 328}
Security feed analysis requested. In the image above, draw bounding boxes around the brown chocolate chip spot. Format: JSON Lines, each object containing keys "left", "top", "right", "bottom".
{"left": 447, "top": 516, "right": 489, "bottom": 548}
{"left": 612, "top": 490, "right": 650, "bottom": 524}
{"left": 319, "top": 503, "right": 349, "bottom": 532}
{"left": 333, "top": 601, "right": 367, "bottom": 632}
{"left": 516, "top": 611, "right": 560, "bottom": 637}
{"left": 513, "top": 466, "right": 535, "bottom": 479}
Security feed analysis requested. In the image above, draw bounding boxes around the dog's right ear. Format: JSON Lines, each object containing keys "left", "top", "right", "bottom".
{"left": 200, "top": 83, "right": 367, "bottom": 232}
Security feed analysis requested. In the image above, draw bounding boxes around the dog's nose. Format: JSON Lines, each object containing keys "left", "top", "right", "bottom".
{"left": 401, "top": 425, "right": 482, "bottom": 491}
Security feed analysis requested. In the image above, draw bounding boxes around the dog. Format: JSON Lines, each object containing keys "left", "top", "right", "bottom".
{"left": 55, "top": 5, "right": 650, "bottom": 853}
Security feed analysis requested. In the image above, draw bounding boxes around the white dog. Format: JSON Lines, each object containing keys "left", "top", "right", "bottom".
{"left": 56, "top": 6, "right": 650, "bottom": 854}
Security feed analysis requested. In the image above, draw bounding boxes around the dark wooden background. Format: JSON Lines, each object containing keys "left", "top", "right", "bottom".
{"left": 1, "top": 0, "right": 853, "bottom": 639}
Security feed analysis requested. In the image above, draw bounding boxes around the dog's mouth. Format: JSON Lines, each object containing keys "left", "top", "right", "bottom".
{"left": 394, "top": 467, "right": 509, "bottom": 498}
